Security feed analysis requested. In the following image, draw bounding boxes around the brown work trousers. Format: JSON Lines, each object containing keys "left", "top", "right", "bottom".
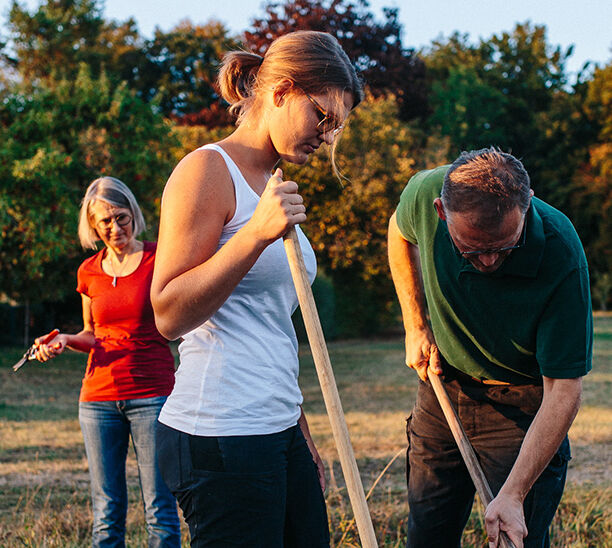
{"left": 406, "top": 368, "right": 569, "bottom": 548}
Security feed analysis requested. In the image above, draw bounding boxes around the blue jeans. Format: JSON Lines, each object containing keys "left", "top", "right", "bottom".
{"left": 406, "top": 369, "right": 570, "bottom": 548}
{"left": 79, "top": 397, "right": 181, "bottom": 548}
{"left": 156, "top": 422, "right": 330, "bottom": 547}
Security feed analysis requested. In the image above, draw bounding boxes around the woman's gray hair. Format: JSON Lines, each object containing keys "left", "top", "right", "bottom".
{"left": 78, "top": 177, "right": 146, "bottom": 249}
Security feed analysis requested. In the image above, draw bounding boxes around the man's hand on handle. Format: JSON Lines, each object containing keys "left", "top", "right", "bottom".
{"left": 406, "top": 328, "right": 443, "bottom": 381}
{"left": 485, "top": 492, "right": 527, "bottom": 548}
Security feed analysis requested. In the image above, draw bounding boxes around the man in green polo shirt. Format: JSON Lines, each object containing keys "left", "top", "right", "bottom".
{"left": 388, "top": 148, "right": 591, "bottom": 548}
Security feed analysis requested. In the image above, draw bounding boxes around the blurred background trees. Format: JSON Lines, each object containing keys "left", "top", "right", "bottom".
{"left": 0, "top": 61, "right": 177, "bottom": 341}
{"left": 1, "top": 0, "right": 610, "bottom": 341}
{"left": 244, "top": 0, "right": 427, "bottom": 121}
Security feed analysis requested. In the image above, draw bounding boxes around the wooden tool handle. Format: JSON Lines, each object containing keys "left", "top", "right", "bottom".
{"left": 429, "top": 373, "right": 517, "bottom": 548}
{"left": 283, "top": 227, "right": 378, "bottom": 548}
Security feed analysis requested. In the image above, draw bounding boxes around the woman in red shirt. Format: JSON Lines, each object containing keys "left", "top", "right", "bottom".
{"left": 34, "top": 176, "right": 180, "bottom": 547}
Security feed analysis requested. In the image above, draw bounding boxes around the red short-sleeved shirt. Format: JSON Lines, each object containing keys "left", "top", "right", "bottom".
{"left": 76, "top": 241, "right": 175, "bottom": 402}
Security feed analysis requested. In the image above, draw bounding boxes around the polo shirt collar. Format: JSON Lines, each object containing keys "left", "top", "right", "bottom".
{"left": 500, "top": 205, "right": 545, "bottom": 277}
{"left": 449, "top": 204, "right": 545, "bottom": 279}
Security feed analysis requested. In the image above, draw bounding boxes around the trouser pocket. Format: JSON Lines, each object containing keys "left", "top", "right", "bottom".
{"left": 155, "top": 421, "right": 190, "bottom": 493}
{"left": 189, "top": 435, "right": 225, "bottom": 472}
{"left": 405, "top": 412, "right": 413, "bottom": 486}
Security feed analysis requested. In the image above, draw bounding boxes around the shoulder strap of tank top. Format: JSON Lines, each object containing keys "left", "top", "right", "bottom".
{"left": 197, "top": 143, "right": 251, "bottom": 193}
{"left": 196, "top": 144, "right": 260, "bottom": 230}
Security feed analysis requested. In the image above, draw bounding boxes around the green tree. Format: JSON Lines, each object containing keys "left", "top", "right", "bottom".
{"left": 428, "top": 65, "right": 509, "bottom": 149}
{"left": 282, "top": 95, "right": 433, "bottom": 335}
{"left": 1, "top": 1, "right": 239, "bottom": 121}
{"left": 528, "top": 70, "right": 595, "bottom": 207}
{"left": 244, "top": 0, "right": 427, "bottom": 120}
{"left": 0, "top": 65, "right": 177, "bottom": 306}
{"left": 2, "top": 0, "right": 146, "bottom": 87}
{"left": 568, "top": 62, "right": 612, "bottom": 308}
{"left": 142, "top": 19, "right": 241, "bottom": 119}
{"left": 425, "top": 23, "right": 573, "bottom": 155}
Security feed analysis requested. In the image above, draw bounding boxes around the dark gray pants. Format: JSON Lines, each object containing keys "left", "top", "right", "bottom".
{"left": 406, "top": 369, "right": 570, "bottom": 548}
{"left": 156, "top": 422, "right": 329, "bottom": 548}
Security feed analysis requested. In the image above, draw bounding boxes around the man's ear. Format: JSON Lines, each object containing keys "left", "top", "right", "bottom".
{"left": 272, "top": 79, "right": 294, "bottom": 107}
{"left": 433, "top": 198, "right": 447, "bottom": 221}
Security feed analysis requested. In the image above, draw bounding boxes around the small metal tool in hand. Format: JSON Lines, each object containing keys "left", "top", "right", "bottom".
{"left": 12, "top": 329, "right": 60, "bottom": 372}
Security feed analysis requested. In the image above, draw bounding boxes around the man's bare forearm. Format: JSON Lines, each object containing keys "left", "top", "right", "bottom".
{"left": 388, "top": 213, "right": 442, "bottom": 379}
{"left": 500, "top": 376, "right": 582, "bottom": 500}
{"left": 485, "top": 376, "right": 582, "bottom": 545}
{"left": 388, "top": 213, "right": 428, "bottom": 331}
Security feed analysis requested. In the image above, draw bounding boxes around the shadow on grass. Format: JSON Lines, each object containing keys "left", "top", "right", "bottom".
{"left": 1, "top": 349, "right": 84, "bottom": 422}
{"left": 0, "top": 443, "right": 85, "bottom": 463}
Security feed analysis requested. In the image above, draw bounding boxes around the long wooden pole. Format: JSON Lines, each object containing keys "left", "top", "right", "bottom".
{"left": 429, "top": 373, "right": 517, "bottom": 548}
{"left": 284, "top": 227, "right": 378, "bottom": 548}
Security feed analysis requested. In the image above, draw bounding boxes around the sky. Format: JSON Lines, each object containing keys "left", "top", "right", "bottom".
{"left": 1, "top": 0, "right": 610, "bottom": 77}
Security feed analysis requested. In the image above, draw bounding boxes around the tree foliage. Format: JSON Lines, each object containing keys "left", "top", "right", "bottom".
{"left": 424, "top": 23, "right": 573, "bottom": 157}
{"left": 1, "top": 1, "right": 239, "bottom": 120}
{"left": 142, "top": 20, "right": 241, "bottom": 119}
{"left": 1, "top": 0, "right": 610, "bottom": 326}
{"left": 0, "top": 66, "right": 177, "bottom": 303}
{"left": 244, "top": 0, "right": 427, "bottom": 120}
{"left": 568, "top": 62, "right": 612, "bottom": 288}
{"left": 2, "top": 0, "right": 145, "bottom": 86}
{"left": 282, "top": 95, "right": 434, "bottom": 335}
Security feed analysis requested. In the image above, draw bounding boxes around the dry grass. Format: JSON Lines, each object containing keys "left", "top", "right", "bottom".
{"left": 1, "top": 315, "right": 610, "bottom": 547}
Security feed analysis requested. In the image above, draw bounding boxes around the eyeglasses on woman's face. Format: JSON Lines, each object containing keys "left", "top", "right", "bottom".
{"left": 301, "top": 90, "right": 345, "bottom": 137}
{"left": 95, "top": 212, "right": 133, "bottom": 231}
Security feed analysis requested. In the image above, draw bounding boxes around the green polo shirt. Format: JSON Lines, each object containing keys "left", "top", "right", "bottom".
{"left": 395, "top": 165, "right": 592, "bottom": 383}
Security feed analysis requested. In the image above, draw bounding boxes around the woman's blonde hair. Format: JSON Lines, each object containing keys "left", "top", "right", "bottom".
{"left": 218, "top": 30, "right": 363, "bottom": 125}
{"left": 78, "top": 177, "right": 146, "bottom": 249}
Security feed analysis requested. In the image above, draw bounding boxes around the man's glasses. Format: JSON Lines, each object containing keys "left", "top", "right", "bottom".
{"left": 96, "top": 213, "right": 132, "bottom": 230}
{"left": 302, "top": 90, "right": 344, "bottom": 137}
{"left": 452, "top": 217, "right": 527, "bottom": 258}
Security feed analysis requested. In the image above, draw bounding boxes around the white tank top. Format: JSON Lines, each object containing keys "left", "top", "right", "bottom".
{"left": 158, "top": 144, "right": 317, "bottom": 436}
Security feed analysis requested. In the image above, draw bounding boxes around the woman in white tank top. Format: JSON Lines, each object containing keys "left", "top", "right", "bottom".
{"left": 151, "top": 31, "right": 363, "bottom": 548}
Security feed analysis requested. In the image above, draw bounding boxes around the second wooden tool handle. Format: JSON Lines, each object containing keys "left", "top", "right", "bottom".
{"left": 429, "top": 373, "right": 517, "bottom": 548}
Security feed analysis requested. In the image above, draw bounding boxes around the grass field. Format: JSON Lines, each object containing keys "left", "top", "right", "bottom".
{"left": 1, "top": 315, "right": 610, "bottom": 547}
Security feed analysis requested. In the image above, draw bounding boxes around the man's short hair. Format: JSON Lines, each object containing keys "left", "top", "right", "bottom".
{"left": 441, "top": 148, "right": 531, "bottom": 227}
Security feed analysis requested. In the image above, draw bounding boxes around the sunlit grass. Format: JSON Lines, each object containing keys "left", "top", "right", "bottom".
{"left": 0, "top": 315, "right": 610, "bottom": 546}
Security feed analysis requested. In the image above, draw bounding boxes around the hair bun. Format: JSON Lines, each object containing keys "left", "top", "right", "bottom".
{"left": 217, "top": 31, "right": 363, "bottom": 126}
{"left": 218, "top": 52, "right": 264, "bottom": 106}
